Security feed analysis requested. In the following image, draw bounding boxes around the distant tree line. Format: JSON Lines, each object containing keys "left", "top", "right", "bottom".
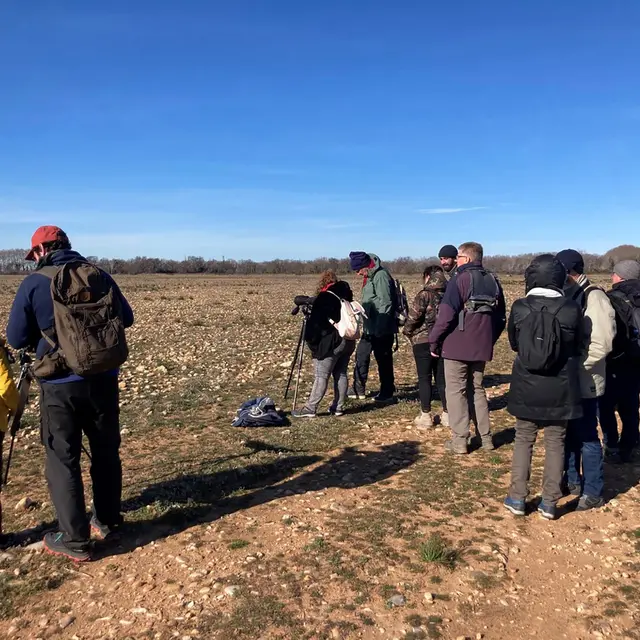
{"left": 1, "top": 245, "right": 639, "bottom": 276}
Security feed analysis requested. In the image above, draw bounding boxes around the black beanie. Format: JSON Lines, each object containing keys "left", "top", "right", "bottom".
{"left": 438, "top": 245, "right": 458, "bottom": 259}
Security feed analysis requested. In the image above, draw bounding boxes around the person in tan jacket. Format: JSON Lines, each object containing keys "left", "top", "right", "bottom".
{"left": 556, "top": 250, "right": 616, "bottom": 511}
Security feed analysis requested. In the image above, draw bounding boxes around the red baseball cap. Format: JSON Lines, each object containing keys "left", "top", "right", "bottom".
{"left": 25, "top": 226, "right": 69, "bottom": 261}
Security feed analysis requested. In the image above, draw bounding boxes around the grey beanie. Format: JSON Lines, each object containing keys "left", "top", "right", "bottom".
{"left": 613, "top": 259, "right": 640, "bottom": 281}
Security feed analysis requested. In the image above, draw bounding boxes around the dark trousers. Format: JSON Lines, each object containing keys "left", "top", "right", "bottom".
{"left": 353, "top": 334, "right": 396, "bottom": 398}
{"left": 599, "top": 369, "right": 640, "bottom": 454}
{"left": 412, "top": 343, "right": 446, "bottom": 412}
{"left": 40, "top": 376, "right": 122, "bottom": 545}
{"left": 564, "top": 397, "right": 604, "bottom": 499}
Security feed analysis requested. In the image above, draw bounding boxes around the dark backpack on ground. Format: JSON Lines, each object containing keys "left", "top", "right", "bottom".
{"left": 232, "top": 397, "right": 287, "bottom": 427}
{"left": 517, "top": 302, "right": 565, "bottom": 374}
{"left": 459, "top": 268, "right": 500, "bottom": 330}
{"left": 607, "top": 289, "right": 640, "bottom": 361}
{"left": 32, "top": 262, "right": 129, "bottom": 378}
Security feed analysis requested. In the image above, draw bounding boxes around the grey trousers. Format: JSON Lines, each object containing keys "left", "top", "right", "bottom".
{"left": 509, "top": 419, "right": 567, "bottom": 505}
{"left": 444, "top": 359, "right": 490, "bottom": 446}
{"left": 304, "top": 340, "right": 356, "bottom": 413}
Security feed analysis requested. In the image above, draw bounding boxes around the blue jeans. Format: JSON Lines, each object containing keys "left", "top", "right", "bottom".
{"left": 564, "top": 397, "right": 604, "bottom": 498}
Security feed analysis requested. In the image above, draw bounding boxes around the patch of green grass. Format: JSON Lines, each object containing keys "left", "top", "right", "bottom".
{"left": 229, "top": 539, "right": 251, "bottom": 550}
{"left": 419, "top": 534, "right": 459, "bottom": 569}
{"left": 304, "top": 537, "right": 327, "bottom": 552}
{"left": 358, "top": 613, "right": 375, "bottom": 627}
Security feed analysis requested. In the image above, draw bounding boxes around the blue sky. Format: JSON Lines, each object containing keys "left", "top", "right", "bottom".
{"left": 1, "top": 1, "right": 639, "bottom": 260}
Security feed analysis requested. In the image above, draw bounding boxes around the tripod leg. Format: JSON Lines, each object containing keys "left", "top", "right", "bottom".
{"left": 292, "top": 318, "right": 306, "bottom": 412}
{"left": 284, "top": 321, "right": 305, "bottom": 399}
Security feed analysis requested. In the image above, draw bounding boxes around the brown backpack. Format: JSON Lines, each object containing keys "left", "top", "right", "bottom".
{"left": 32, "top": 262, "right": 129, "bottom": 378}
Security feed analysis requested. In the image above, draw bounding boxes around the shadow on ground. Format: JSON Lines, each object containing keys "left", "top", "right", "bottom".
{"left": 94, "top": 440, "right": 421, "bottom": 558}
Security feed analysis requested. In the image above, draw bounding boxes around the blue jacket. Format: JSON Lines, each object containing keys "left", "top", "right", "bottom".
{"left": 6, "top": 250, "right": 134, "bottom": 383}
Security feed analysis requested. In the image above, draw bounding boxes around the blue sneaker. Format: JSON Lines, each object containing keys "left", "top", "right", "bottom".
{"left": 538, "top": 501, "right": 557, "bottom": 520}
{"left": 503, "top": 496, "right": 525, "bottom": 516}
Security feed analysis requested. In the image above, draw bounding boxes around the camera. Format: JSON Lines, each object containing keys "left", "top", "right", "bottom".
{"left": 291, "top": 295, "right": 315, "bottom": 316}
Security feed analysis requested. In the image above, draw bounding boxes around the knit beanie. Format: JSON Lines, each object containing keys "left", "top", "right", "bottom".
{"left": 613, "top": 259, "right": 640, "bottom": 281}
{"left": 438, "top": 245, "right": 458, "bottom": 259}
{"left": 349, "top": 251, "right": 371, "bottom": 271}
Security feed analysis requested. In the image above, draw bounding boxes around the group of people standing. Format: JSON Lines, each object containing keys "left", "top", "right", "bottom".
{"left": 295, "top": 242, "right": 640, "bottom": 520}
{"left": 1, "top": 226, "right": 639, "bottom": 564}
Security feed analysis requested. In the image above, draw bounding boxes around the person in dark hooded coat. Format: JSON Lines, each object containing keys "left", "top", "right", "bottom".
{"left": 292, "top": 272, "right": 357, "bottom": 418}
{"left": 504, "top": 254, "right": 583, "bottom": 521}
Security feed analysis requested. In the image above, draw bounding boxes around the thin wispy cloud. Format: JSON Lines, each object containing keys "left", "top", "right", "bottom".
{"left": 418, "top": 207, "right": 488, "bottom": 214}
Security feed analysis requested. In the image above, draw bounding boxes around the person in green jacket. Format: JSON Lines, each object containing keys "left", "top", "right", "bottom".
{"left": 348, "top": 252, "right": 397, "bottom": 404}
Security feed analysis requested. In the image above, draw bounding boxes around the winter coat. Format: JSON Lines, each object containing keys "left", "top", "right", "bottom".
{"left": 6, "top": 250, "right": 135, "bottom": 383}
{"left": 508, "top": 287, "right": 584, "bottom": 422}
{"left": 607, "top": 278, "right": 640, "bottom": 372}
{"left": 428, "top": 262, "right": 506, "bottom": 362}
{"left": 360, "top": 254, "right": 397, "bottom": 338}
{"left": 403, "top": 271, "right": 447, "bottom": 345}
{"left": 0, "top": 338, "right": 19, "bottom": 433}
{"left": 565, "top": 275, "right": 616, "bottom": 398}
{"left": 305, "top": 281, "right": 354, "bottom": 360}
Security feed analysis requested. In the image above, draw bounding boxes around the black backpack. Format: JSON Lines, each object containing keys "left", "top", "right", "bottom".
{"left": 517, "top": 302, "right": 565, "bottom": 374}
{"left": 608, "top": 290, "right": 640, "bottom": 361}
{"left": 458, "top": 268, "right": 500, "bottom": 330}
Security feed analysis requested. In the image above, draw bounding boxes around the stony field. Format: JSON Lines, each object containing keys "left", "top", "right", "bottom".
{"left": 0, "top": 273, "right": 638, "bottom": 640}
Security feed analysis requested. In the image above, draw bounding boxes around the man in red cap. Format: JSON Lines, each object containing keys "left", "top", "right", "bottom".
{"left": 6, "top": 226, "right": 134, "bottom": 561}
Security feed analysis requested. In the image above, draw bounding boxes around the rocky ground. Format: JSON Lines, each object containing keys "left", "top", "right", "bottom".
{"left": 0, "top": 273, "right": 638, "bottom": 640}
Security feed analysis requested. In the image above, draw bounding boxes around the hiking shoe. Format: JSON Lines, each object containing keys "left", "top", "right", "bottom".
{"left": 563, "top": 482, "right": 581, "bottom": 497}
{"left": 374, "top": 395, "right": 396, "bottom": 406}
{"left": 481, "top": 435, "right": 495, "bottom": 451}
{"left": 90, "top": 516, "right": 122, "bottom": 541}
{"left": 538, "top": 501, "right": 557, "bottom": 520}
{"left": 576, "top": 495, "right": 605, "bottom": 512}
{"left": 444, "top": 439, "right": 468, "bottom": 455}
{"left": 503, "top": 496, "right": 526, "bottom": 516}
{"left": 439, "top": 412, "right": 450, "bottom": 428}
{"left": 414, "top": 412, "right": 433, "bottom": 430}
{"left": 347, "top": 388, "right": 365, "bottom": 400}
{"left": 329, "top": 407, "right": 345, "bottom": 417}
{"left": 291, "top": 408, "right": 316, "bottom": 419}
{"left": 43, "top": 532, "right": 90, "bottom": 563}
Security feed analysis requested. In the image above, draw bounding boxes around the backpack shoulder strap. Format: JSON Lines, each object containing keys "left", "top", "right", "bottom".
{"left": 326, "top": 290, "right": 344, "bottom": 302}
{"left": 36, "top": 265, "right": 61, "bottom": 280}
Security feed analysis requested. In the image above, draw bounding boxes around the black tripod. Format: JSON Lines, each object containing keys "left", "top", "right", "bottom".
{"left": 284, "top": 304, "right": 311, "bottom": 412}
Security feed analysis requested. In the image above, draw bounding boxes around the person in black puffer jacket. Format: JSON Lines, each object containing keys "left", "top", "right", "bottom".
{"left": 504, "top": 254, "right": 583, "bottom": 521}
{"left": 292, "top": 271, "right": 356, "bottom": 418}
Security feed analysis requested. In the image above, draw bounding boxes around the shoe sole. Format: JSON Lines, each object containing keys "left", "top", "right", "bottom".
{"left": 538, "top": 510, "right": 555, "bottom": 520}
{"left": 503, "top": 503, "right": 525, "bottom": 517}
{"left": 291, "top": 414, "right": 316, "bottom": 419}
{"left": 44, "top": 542, "right": 90, "bottom": 563}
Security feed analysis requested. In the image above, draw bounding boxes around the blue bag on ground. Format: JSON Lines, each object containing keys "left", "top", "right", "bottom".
{"left": 232, "top": 397, "right": 287, "bottom": 427}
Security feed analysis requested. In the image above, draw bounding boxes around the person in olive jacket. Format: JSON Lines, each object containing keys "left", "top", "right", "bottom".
{"left": 348, "top": 252, "right": 397, "bottom": 405}
{"left": 504, "top": 254, "right": 583, "bottom": 521}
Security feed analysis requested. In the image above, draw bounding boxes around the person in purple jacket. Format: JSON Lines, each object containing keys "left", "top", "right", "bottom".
{"left": 429, "top": 242, "right": 506, "bottom": 454}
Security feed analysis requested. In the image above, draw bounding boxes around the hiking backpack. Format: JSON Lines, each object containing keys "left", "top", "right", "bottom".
{"left": 32, "top": 262, "right": 129, "bottom": 378}
{"left": 458, "top": 269, "right": 500, "bottom": 330}
{"left": 393, "top": 278, "right": 409, "bottom": 327}
{"left": 607, "top": 290, "right": 640, "bottom": 360}
{"left": 517, "top": 302, "right": 565, "bottom": 374}
{"left": 328, "top": 291, "right": 367, "bottom": 340}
